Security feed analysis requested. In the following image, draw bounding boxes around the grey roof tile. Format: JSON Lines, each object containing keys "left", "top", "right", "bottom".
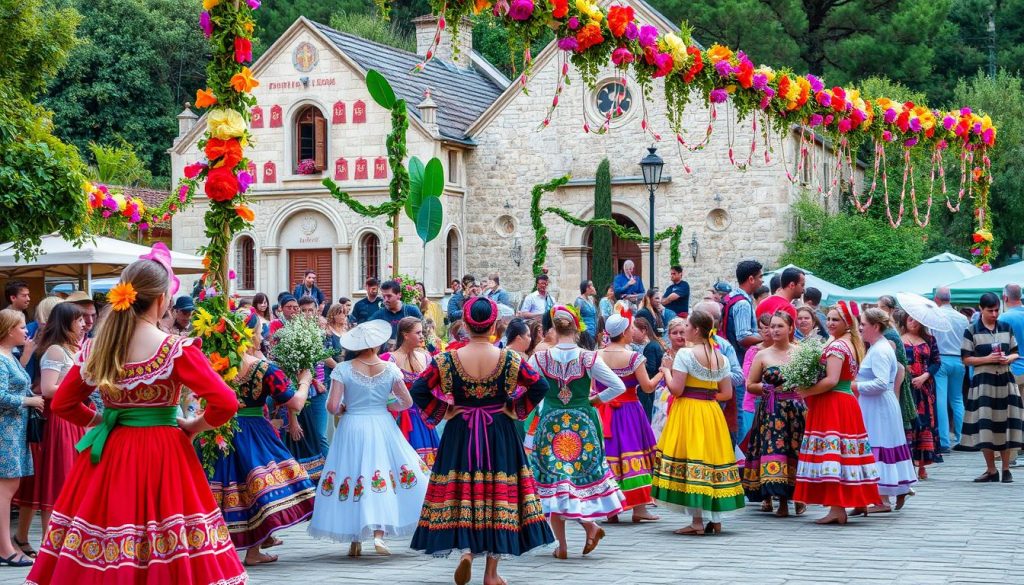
{"left": 311, "top": 21, "right": 505, "bottom": 142}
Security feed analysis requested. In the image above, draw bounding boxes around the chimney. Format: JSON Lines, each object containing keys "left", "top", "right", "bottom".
{"left": 413, "top": 15, "right": 472, "bottom": 69}
{"left": 175, "top": 107, "right": 198, "bottom": 144}
{"left": 418, "top": 89, "right": 439, "bottom": 137}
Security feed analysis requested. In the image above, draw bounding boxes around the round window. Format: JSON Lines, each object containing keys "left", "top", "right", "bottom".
{"left": 595, "top": 82, "right": 633, "bottom": 120}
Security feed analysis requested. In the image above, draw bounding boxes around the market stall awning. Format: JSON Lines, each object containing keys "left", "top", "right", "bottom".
{"left": 0, "top": 234, "right": 205, "bottom": 287}
{"left": 763, "top": 264, "right": 851, "bottom": 300}
{"left": 941, "top": 261, "right": 1024, "bottom": 305}
{"left": 825, "top": 253, "right": 982, "bottom": 305}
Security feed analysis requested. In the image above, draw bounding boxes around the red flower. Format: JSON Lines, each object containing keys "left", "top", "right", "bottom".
{"left": 607, "top": 5, "right": 634, "bottom": 38}
{"left": 204, "top": 138, "right": 243, "bottom": 170}
{"left": 552, "top": 0, "right": 568, "bottom": 18}
{"left": 682, "top": 46, "right": 703, "bottom": 83}
{"left": 575, "top": 23, "right": 604, "bottom": 52}
{"left": 234, "top": 37, "right": 253, "bottom": 63}
{"left": 652, "top": 52, "right": 674, "bottom": 78}
{"left": 205, "top": 165, "right": 239, "bottom": 202}
{"left": 736, "top": 59, "right": 754, "bottom": 89}
{"left": 184, "top": 162, "right": 206, "bottom": 179}
{"left": 777, "top": 76, "right": 791, "bottom": 104}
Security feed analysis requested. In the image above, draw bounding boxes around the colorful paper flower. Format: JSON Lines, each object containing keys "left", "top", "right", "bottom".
{"left": 208, "top": 352, "right": 230, "bottom": 372}
{"left": 205, "top": 165, "right": 240, "bottom": 202}
{"left": 607, "top": 5, "right": 634, "bottom": 38}
{"left": 509, "top": 0, "right": 534, "bottom": 21}
{"left": 235, "top": 205, "right": 255, "bottom": 222}
{"left": 204, "top": 137, "right": 243, "bottom": 169}
{"left": 199, "top": 11, "right": 212, "bottom": 38}
{"left": 575, "top": 23, "right": 604, "bottom": 52}
{"left": 234, "top": 37, "right": 253, "bottom": 64}
{"left": 551, "top": 0, "right": 568, "bottom": 18}
{"left": 207, "top": 109, "right": 247, "bottom": 140}
{"left": 203, "top": 0, "right": 220, "bottom": 11}
{"left": 230, "top": 67, "right": 259, "bottom": 93}
{"left": 707, "top": 44, "right": 733, "bottom": 64}
{"left": 195, "top": 88, "right": 217, "bottom": 109}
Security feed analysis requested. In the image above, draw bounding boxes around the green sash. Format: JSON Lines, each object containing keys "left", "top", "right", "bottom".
{"left": 833, "top": 380, "right": 854, "bottom": 396}
{"left": 237, "top": 406, "right": 264, "bottom": 417}
{"left": 76, "top": 406, "right": 178, "bottom": 464}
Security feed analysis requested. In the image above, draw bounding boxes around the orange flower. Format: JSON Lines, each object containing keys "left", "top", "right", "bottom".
{"left": 204, "top": 138, "right": 243, "bottom": 170}
{"left": 202, "top": 256, "right": 211, "bottom": 268}
{"left": 215, "top": 318, "right": 227, "bottom": 334}
{"left": 473, "top": 0, "right": 491, "bottom": 14}
{"left": 606, "top": 5, "right": 634, "bottom": 38}
{"left": 209, "top": 352, "right": 230, "bottom": 372}
{"left": 707, "top": 44, "right": 733, "bottom": 64}
{"left": 575, "top": 23, "right": 604, "bottom": 52}
{"left": 235, "top": 205, "right": 255, "bottom": 222}
{"left": 107, "top": 282, "right": 137, "bottom": 312}
{"left": 195, "top": 88, "right": 218, "bottom": 109}
{"left": 972, "top": 167, "right": 984, "bottom": 182}
{"left": 230, "top": 66, "right": 259, "bottom": 93}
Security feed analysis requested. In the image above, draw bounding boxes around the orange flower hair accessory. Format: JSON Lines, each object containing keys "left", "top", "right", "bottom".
{"left": 108, "top": 282, "right": 137, "bottom": 312}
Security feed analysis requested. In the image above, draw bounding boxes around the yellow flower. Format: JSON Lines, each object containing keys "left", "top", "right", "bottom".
{"left": 756, "top": 66, "right": 776, "bottom": 82}
{"left": 107, "top": 282, "right": 137, "bottom": 312}
{"left": 243, "top": 21, "right": 255, "bottom": 34}
{"left": 575, "top": 0, "right": 603, "bottom": 21}
{"left": 192, "top": 307, "right": 216, "bottom": 337}
{"left": 112, "top": 192, "right": 127, "bottom": 211}
{"left": 203, "top": 0, "right": 220, "bottom": 9}
{"left": 207, "top": 108, "right": 247, "bottom": 140}
{"left": 707, "top": 44, "right": 733, "bottom": 64}
{"left": 221, "top": 367, "right": 238, "bottom": 382}
{"left": 660, "top": 33, "right": 687, "bottom": 69}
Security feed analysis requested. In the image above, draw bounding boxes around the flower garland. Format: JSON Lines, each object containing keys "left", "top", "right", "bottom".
{"left": 404, "top": 0, "right": 998, "bottom": 269}
{"left": 84, "top": 182, "right": 192, "bottom": 232}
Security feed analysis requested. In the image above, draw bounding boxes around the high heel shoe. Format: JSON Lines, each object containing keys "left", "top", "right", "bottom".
{"left": 373, "top": 538, "right": 391, "bottom": 556}
{"left": 347, "top": 542, "right": 361, "bottom": 557}
{"left": 704, "top": 522, "right": 722, "bottom": 535}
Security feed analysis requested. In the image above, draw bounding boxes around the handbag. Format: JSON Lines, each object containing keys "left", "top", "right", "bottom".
{"left": 26, "top": 407, "right": 46, "bottom": 444}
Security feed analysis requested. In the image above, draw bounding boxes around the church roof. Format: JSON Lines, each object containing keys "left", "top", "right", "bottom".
{"left": 310, "top": 21, "right": 506, "bottom": 144}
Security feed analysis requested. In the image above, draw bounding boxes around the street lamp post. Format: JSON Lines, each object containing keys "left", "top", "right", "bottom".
{"left": 639, "top": 146, "right": 665, "bottom": 288}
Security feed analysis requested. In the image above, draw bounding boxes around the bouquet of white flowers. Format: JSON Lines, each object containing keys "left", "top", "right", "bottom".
{"left": 271, "top": 315, "right": 332, "bottom": 382}
{"left": 780, "top": 337, "right": 826, "bottom": 390}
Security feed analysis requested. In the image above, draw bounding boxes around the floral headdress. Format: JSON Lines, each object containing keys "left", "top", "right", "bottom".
{"left": 550, "top": 304, "right": 585, "bottom": 333}
{"left": 108, "top": 282, "right": 137, "bottom": 312}
{"left": 837, "top": 300, "right": 860, "bottom": 328}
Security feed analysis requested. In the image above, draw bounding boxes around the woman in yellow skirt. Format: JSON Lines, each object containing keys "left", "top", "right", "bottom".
{"left": 653, "top": 310, "right": 745, "bottom": 535}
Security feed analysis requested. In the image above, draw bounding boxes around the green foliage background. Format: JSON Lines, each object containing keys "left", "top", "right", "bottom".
{"left": 591, "top": 159, "right": 613, "bottom": 295}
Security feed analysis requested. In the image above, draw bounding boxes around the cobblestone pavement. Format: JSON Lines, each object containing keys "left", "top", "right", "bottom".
{"left": 5, "top": 450, "right": 1022, "bottom": 584}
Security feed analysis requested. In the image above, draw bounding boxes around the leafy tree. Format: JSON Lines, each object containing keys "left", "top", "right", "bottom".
{"left": 592, "top": 159, "right": 613, "bottom": 295}
{"left": 88, "top": 139, "right": 153, "bottom": 187}
{"left": 781, "top": 193, "right": 927, "bottom": 288}
{"left": 653, "top": 0, "right": 950, "bottom": 89}
{"left": 0, "top": 0, "right": 88, "bottom": 259}
{"left": 330, "top": 11, "right": 414, "bottom": 52}
{"left": 43, "top": 0, "right": 208, "bottom": 182}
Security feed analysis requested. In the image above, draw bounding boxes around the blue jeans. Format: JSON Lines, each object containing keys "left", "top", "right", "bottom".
{"left": 730, "top": 384, "right": 747, "bottom": 446}
{"left": 934, "top": 355, "right": 966, "bottom": 449}
{"left": 307, "top": 391, "right": 330, "bottom": 457}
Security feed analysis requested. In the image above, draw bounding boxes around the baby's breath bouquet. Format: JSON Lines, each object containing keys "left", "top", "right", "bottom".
{"left": 781, "top": 337, "right": 826, "bottom": 390}
{"left": 271, "top": 315, "right": 332, "bottom": 383}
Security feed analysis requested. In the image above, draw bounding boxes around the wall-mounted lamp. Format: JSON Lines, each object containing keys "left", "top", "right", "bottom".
{"left": 689, "top": 233, "right": 700, "bottom": 263}
{"left": 300, "top": 76, "right": 310, "bottom": 88}
{"left": 510, "top": 235, "right": 523, "bottom": 267}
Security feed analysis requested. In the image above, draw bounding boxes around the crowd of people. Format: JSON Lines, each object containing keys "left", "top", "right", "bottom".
{"left": 0, "top": 252, "right": 1021, "bottom": 583}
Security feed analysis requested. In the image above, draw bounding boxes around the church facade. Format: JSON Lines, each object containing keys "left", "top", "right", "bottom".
{"left": 170, "top": 0, "right": 856, "bottom": 305}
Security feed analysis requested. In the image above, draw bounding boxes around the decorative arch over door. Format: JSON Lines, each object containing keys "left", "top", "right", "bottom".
{"left": 585, "top": 214, "right": 643, "bottom": 281}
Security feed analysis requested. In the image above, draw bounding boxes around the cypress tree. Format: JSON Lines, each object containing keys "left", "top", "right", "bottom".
{"left": 592, "top": 158, "right": 613, "bottom": 295}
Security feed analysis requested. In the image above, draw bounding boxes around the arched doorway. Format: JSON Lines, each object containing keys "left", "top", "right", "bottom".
{"left": 585, "top": 214, "right": 643, "bottom": 281}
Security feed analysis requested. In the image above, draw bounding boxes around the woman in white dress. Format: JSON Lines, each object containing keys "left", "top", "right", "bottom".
{"left": 856, "top": 309, "right": 916, "bottom": 513}
{"left": 308, "top": 320, "right": 429, "bottom": 556}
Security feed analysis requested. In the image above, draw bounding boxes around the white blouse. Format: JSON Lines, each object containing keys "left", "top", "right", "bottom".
{"left": 856, "top": 340, "right": 898, "bottom": 396}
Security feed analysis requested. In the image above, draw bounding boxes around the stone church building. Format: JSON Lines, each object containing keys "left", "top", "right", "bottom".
{"left": 170, "top": 0, "right": 856, "bottom": 304}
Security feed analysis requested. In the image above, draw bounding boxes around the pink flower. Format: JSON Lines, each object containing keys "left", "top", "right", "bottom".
{"left": 883, "top": 130, "right": 893, "bottom": 142}
{"left": 638, "top": 25, "right": 658, "bottom": 49}
{"left": 567, "top": 16, "right": 579, "bottom": 30}
{"left": 652, "top": 53, "right": 673, "bottom": 78}
{"left": 625, "top": 22, "right": 639, "bottom": 40}
{"left": 140, "top": 222, "right": 149, "bottom": 231}
{"left": 493, "top": 0, "right": 510, "bottom": 17}
{"left": 247, "top": 0, "right": 261, "bottom": 8}
{"left": 710, "top": 88, "right": 728, "bottom": 103}
{"left": 178, "top": 184, "right": 189, "bottom": 201}
{"left": 942, "top": 115, "right": 956, "bottom": 131}
{"left": 809, "top": 114, "right": 823, "bottom": 127}
{"left": 184, "top": 162, "right": 207, "bottom": 179}
{"left": 806, "top": 74, "right": 824, "bottom": 93}
{"left": 229, "top": 269, "right": 237, "bottom": 280}
{"left": 752, "top": 73, "right": 768, "bottom": 90}
{"left": 611, "top": 47, "right": 634, "bottom": 66}
{"left": 961, "top": 107, "right": 972, "bottom": 116}
{"left": 508, "top": 0, "right": 534, "bottom": 21}
{"left": 199, "top": 11, "right": 212, "bottom": 38}
{"left": 983, "top": 128, "right": 995, "bottom": 145}
{"left": 883, "top": 108, "right": 898, "bottom": 124}
{"left": 816, "top": 91, "right": 830, "bottom": 107}
{"left": 557, "top": 37, "right": 578, "bottom": 51}
{"left": 237, "top": 170, "right": 254, "bottom": 193}
{"left": 714, "top": 60, "right": 733, "bottom": 78}
{"left": 904, "top": 137, "right": 918, "bottom": 147}
{"left": 908, "top": 117, "right": 921, "bottom": 132}
{"left": 982, "top": 263, "right": 993, "bottom": 271}
{"left": 838, "top": 119, "right": 852, "bottom": 133}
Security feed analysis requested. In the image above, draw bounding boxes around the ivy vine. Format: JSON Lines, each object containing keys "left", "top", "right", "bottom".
{"left": 530, "top": 176, "right": 682, "bottom": 277}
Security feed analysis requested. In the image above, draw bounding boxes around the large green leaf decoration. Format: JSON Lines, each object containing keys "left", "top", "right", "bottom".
{"left": 366, "top": 70, "right": 396, "bottom": 110}
{"left": 416, "top": 196, "right": 443, "bottom": 243}
{"left": 423, "top": 157, "right": 444, "bottom": 198}
{"left": 405, "top": 156, "right": 425, "bottom": 222}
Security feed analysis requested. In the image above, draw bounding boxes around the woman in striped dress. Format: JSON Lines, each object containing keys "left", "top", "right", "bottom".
{"left": 961, "top": 292, "right": 1024, "bottom": 483}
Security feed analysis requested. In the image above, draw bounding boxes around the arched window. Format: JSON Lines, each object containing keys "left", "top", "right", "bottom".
{"left": 235, "top": 235, "right": 256, "bottom": 291}
{"left": 446, "top": 229, "right": 461, "bottom": 285}
{"left": 294, "top": 105, "right": 327, "bottom": 174}
{"left": 360, "top": 232, "right": 381, "bottom": 285}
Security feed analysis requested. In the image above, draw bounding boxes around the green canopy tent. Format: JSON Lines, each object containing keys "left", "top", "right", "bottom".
{"left": 825, "top": 253, "right": 982, "bottom": 305}
{"left": 941, "top": 262, "right": 1024, "bottom": 305}
{"left": 763, "top": 264, "right": 850, "bottom": 300}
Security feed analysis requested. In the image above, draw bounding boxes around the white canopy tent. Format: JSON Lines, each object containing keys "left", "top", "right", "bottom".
{"left": 763, "top": 264, "right": 851, "bottom": 300}
{"left": 826, "top": 252, "right": 982, "bottom": 305}
{"left": 0, "top": 234, "right": 204, "bottom": 294}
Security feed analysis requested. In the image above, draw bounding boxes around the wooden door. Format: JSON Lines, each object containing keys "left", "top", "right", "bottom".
{"left": 289, "top": 248, "right": 332, "bottom": 304}
{"left": 585, "top": 214, "right": 643, "bottom": 280}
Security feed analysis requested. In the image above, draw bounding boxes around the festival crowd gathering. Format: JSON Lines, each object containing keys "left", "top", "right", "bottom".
{"left": 0, "top": 252, "right": 1021, "bottom": 584}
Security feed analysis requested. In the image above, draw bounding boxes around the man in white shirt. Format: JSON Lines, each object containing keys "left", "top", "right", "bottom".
{"left": 519, "top": 274, "right": 555, "bottom": 319}
{"left": 933, "top": 287, "right": 970, "bottom": 452}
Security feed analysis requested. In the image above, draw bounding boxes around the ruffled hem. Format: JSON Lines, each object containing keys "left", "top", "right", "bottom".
{"left": 307, "top": 521, "right": 419, "bottom": 544}
{"left": 537, "top": 483, "right": 626, "bottom": 520}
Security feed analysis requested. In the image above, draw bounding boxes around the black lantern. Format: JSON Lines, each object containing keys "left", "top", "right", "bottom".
{"left": 639, "top": 146, "right": 665, "bottom": 285}
{"left": 689, "top": 233, "right": 699, "bottom": 263}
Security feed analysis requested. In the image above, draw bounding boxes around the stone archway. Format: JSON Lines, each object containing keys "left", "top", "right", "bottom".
{"left": 584, "top": 214, "right": 644, "bottom": 281}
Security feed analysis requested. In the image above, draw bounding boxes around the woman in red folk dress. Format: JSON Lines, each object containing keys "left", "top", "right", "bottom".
{"left": 793, "top": 300, "right": 881, "bottom": 525}
{"left": 26, "top": 245, "right": 246, "bottom": 585}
